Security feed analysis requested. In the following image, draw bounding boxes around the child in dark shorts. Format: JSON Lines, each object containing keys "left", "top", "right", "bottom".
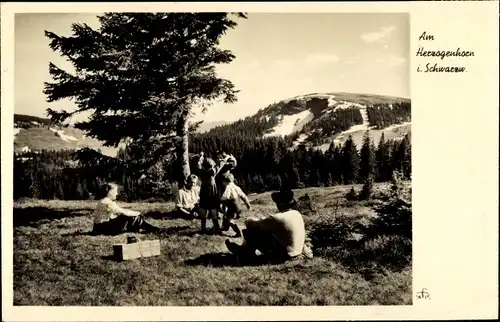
{"left": 220, "top": 173, "right": 251, "bottom": 237}
{"left": 197, "top": 154, "right": 223, "bottom": 234}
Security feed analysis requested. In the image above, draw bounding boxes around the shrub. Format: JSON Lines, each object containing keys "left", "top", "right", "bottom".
{"left": 309, "top": 213, "right": 411, "bottom": 276}
{"left": 362, "top": 170, "right": 412, "bottom": 240}
{"left": 345, "top": 187, "right": 358, "bottom": 201}
{"left": 309, "top": 219, "right": 354, "bottom": 251}
{"left": 358, "top": 175, "right": 374, "bottom": 200}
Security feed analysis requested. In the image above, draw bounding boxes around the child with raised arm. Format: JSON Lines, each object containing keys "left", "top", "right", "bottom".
{"left": 196, "top": 152, "right": 223, "bottom": 234}
{"left": 220, "top": 172, "right": 251, "bottom": 237}
{"left": 215, "top": 150, "right": 237, "bottom": 214}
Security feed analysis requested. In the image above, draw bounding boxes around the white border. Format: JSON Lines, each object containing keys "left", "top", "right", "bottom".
{"left": 2, "top": 1, "right": 499, "bottom": 321}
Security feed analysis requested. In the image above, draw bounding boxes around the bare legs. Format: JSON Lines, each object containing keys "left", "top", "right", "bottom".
{"left": 199, "top": 208, "right": 222, "bottom": 234}
{"left": 222, "top": 217, "right": 242, "bottom": 237}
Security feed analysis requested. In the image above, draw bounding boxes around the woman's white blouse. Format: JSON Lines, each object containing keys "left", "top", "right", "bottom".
{"left": 93, "top": 197, "right": 140, "bottom": 224}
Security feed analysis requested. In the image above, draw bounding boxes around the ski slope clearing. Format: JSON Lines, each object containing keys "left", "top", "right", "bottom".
{"left": 263, "top": 110, "right": 314, "bottom": 137}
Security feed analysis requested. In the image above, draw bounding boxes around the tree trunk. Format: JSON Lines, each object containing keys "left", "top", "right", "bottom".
{"left": 177, "top": 113, "right": 191, "bottom": 186}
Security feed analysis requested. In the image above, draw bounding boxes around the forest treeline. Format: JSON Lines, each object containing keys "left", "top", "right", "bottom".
{"left": 201, "top": 99, "right": 411, "bottom": 147}
{"left": 366, "top": 102, "right": 411, "bottom": 129}
{"left": 14, "top": 131, "right": 411, "bottom": 201}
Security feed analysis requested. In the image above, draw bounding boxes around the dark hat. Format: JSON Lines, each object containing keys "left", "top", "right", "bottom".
{"left": 271, "top": 189, "right": 295, "bottom": 206}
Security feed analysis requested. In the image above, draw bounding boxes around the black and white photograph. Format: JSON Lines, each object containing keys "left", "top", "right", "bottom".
{"left": 3, "top": 1, "right": 500, "bottom": 320}
{"left": 10, "top": 11, "right": 413, "bottom": 306}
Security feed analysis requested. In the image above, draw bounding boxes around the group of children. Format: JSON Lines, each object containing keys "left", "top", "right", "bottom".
{"left": 91, "top": 149, "right": 314, "bottom": 262}
{"left": 92, "top": 150, "right": 250, "bottom": 236}
{"left": 175, "top": 150, "right": 251, "bottom": 237}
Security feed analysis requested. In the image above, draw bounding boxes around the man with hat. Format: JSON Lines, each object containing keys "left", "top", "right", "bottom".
{"left": 225, "top": 188, "right": 313, "bottom": 263}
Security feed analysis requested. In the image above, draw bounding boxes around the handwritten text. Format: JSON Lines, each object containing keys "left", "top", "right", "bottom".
{"left": 416, "top": 31, "right": 475, "bottom": 73}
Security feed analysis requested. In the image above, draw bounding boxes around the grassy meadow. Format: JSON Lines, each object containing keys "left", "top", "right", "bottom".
{"left": 13, "top": 183, "right": 412, "bottom": 306}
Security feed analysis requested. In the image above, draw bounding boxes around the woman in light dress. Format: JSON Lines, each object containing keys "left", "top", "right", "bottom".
{"left": 92, "top": 183, "right": 162, "bottom": 235}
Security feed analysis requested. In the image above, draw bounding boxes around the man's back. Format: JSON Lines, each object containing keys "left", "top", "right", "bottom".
{"left": 248, "top": 209, "right": 306, "bottom": 257}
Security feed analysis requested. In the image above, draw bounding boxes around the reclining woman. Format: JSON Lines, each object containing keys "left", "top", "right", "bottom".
{"left": 92, "top": 183, "right": 163, "bottom": 235}
{"left": 225, "top": 189, "right": 313, "bottom": 264}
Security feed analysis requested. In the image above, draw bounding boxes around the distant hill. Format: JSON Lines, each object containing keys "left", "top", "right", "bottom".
{"left": 202, "top": 92, "right": 411, "bottom": 150}
{"left": 196, "top": 120, "right": 230, "bottom": 133}
{"left": 13, "top": 92, "right": 410, "bottom": 157}
{"left": 13, "top": 114, "right": 225, "bottom": 157}
{"left": 14, "top": 114, "right": 118, "bottom": 157}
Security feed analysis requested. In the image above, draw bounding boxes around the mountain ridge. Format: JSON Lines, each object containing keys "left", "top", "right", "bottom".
{"left": 14, "top": 92, "right": 411, "bottom": 156}
{"left": 201, "top": 92, "right": 411, "bottom": 150}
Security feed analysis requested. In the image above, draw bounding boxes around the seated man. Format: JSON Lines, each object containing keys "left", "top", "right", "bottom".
{"left": 93, "top": 183, "right": 162, "bottom": 235}
{"left": 225, "top": 189, "right": 313, "bottom": 263}
{"left": 176, "top": 174, "right": 201, "bottom": 220}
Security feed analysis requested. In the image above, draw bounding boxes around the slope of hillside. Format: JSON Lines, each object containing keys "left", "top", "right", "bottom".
{"left": 204, "top": 92, "right": 411, "bottom": 150}
{"left": 13, "top": 92, "right": 410, "bottom": 157}
{"left": 14, "top": 114, "right": 118, "bottom": 157}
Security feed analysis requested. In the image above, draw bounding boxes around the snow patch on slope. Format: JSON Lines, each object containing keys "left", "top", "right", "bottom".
{"left": 14, "top": 128, "right": 21, "bottom": 136}
{"left": 383, "top": 121, "right": 411, "bottom": 131}
{"left": 333, "top": 101, "right": 364, "bottom": 111}
{"left": 263, "top": 110, "right": 314, "bottom": 138}
{"left": 50, "top": 127, "right": 79, "bottom": 142}
{"left": 292, "top": 133, "right": 309, "bottom": 147}
{"left": 334, "top": 104, "right": 371, "bottom": 137}
{"left": 290, "top": 99, "right": 372, "bottom": 147}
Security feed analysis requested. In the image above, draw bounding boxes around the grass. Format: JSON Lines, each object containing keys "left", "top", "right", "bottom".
{"left": 13, "top": 184, "right": 412, "bottom": 306}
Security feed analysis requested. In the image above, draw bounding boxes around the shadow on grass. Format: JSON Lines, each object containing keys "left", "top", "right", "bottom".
{"left": 143, "top": 210, "right": 183, "bottom": 219}
{"left": 142, "top": 210, "right": 195, "bottom": 220}
{"left": 185, "top": 252, "right": 280, "bottom": 268}
{"left": 13, "top": 206, "right": 92, "bottom": 228}
{"left": 14, "top": 206, "right": 197, "bottom": 229}
{"left": 62, "top": 224, "right": 197, "bottom": 237}
{"left": 101, "top": 255, "right": 118, "bottom": 261}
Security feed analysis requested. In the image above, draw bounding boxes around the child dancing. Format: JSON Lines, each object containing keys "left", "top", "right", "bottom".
{"left": 220, "top": 172, "right": 251, "bottom": 237}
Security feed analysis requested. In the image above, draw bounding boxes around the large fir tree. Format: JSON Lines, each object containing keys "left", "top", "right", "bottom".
{"left": 43, "top": 13, "right": 247, "bottom": 185}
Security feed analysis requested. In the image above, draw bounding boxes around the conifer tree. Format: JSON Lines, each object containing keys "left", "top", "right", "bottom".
{"left": 330, "top": 144, "right": 343, "bottom": 184}
{"left": 43, "top": 13, "right": 247, "bottom": 185}
{"left": 396, "top": 134, "right": 411, "bottom": 179}
{"left": 75, "top": 181, "right": 84, "bottom": 200}
{"left": 359, "top": 130, "right": 377, "bottom": 181}
{"left": 29, "top": 174, "right": 41, "bottom": 199}
{"left": 325, "top": 172, "right": 333, "bottom": 187}
{"left": 376, "top": 132, "right": 390, "bottom": 181}
{"left": 341, "top": 135, "right": 360, "bottom": 184}
{"left": 313, "top": 168, "right": 322, "bottom": 187}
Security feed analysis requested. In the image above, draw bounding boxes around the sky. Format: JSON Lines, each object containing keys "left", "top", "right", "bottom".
{"left": 15, "top": 12, "right": 410, "bottom": 124}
